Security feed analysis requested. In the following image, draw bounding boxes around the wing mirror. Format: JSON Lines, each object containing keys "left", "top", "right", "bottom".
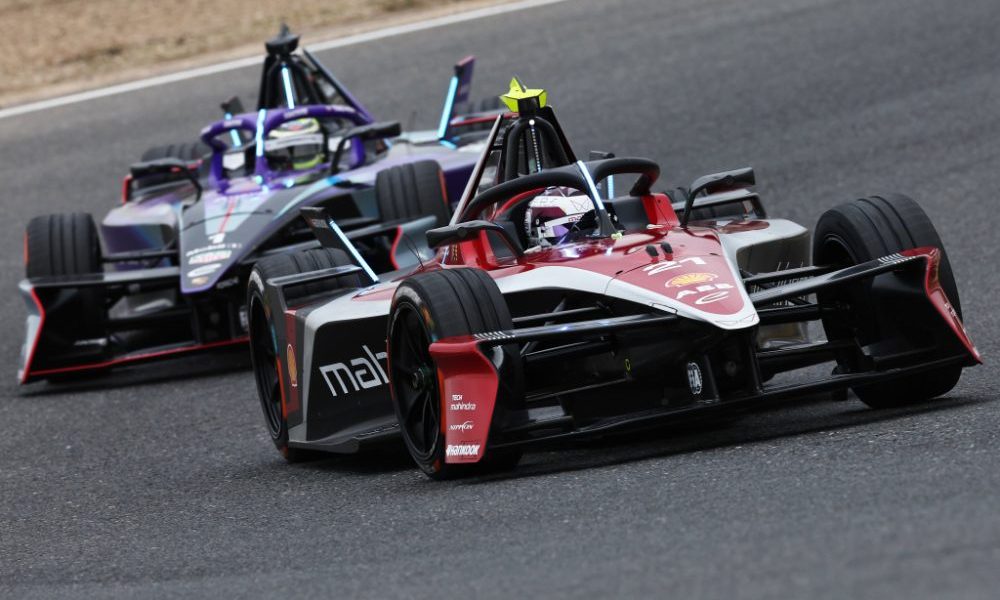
{"left": 426, "top": 220, "right": 522, "bottom": 256}
{"left": 680, "top": 167, "right": 755, "bottom": 227}
{"left": 127, "top": 158, "right": 203, "bottom": 203}
{"left": 330, "top": 121, "right": 402, "bottom": 174}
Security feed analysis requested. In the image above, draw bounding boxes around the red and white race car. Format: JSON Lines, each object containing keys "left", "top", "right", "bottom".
{"left": 247, "top": 80, "right": 980, "bottom": 478}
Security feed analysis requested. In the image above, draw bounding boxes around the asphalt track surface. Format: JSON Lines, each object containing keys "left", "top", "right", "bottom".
{"left": 2, "top": 0, "right": 999, "bottom": 597}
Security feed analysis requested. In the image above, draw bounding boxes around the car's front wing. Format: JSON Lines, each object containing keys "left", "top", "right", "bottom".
{"left": 18, "top": 267, "right": 246, "bottom": 384}
{"left": 428, "top": 247, "right": 980, "bottom": 464}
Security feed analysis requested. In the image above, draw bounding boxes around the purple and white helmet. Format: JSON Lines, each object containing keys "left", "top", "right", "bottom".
{"left": 524, "top": 190, "right": 595, "bottom": 246}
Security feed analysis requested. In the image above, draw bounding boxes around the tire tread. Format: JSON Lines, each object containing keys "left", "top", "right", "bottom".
{"left": 389, "top": 267, "right": 523, "bottom": 478}
{"left": 375, "top": 160, "right": 449, "bottom": 228}
{"left": 813, "top": 193, "right": 964, "bottom": 408}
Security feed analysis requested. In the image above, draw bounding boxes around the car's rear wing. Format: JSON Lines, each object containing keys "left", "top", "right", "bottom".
{"left": 438, "top": 56, "right": 481, "bottom": 143}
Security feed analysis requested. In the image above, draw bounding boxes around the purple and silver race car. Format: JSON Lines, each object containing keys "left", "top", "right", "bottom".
{"left": 18, "top": 28, "right": 502, "bottom": 384}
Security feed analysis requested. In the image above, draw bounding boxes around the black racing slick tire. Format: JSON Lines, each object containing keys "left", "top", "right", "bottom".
{"left": 387, "top": 268, "right": 524, "bottom": 479}
{"left": 375, "top": 160, "right": 450, "bottom": 228}
{"left": 813, "top": 193, "right": 963, "bottom": 409}
{"left": 140, "top": 141, "right": 211, "bottom": 162}
{"left": 24, "top": 213, "right": 107, "bottom": 382}
{"left": 248, "top": 247, "right": 361, "bottom": 462}
{"left": 25, "top": 213, "right": 104, "bottom": 324}
{"left": 25, "top": 213, "right": 103, "bottom": 278}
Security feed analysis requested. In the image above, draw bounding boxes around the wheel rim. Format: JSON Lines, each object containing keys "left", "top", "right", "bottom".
{"left": 817, "top": 234, "right": 874, "bottom": 369}
{"left": 819, "top": 234, "right": 857, "bottom": 268}
{"left": 390, "top": 303, "right": 442, "bottom": 461}
{"left": 250, "top": 300, "right": 283, "bottom": 438}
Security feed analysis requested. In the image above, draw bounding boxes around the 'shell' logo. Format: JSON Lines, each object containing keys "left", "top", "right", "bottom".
{"left": 687, "top": 361, "right": 703, "bottom": 395}
{"left": 643, "top": 256, "right": 707, "bottom": 276}
{"left": 666, "top": 272, "right": 717, "bottom": 287}
{"left": 286, "top": 344, "right": 298, "bottom": 388}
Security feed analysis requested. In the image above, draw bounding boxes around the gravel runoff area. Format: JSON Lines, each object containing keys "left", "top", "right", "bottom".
{"left": 0, "top": 0, "right": 513, "bottom": 107}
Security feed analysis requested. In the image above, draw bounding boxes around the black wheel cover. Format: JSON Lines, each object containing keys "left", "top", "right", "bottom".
{"left": 388, "top": 300, "right": 442, "bottom": 462}
{"left": 250, "top": 300, "right": 283, "bottom": 439}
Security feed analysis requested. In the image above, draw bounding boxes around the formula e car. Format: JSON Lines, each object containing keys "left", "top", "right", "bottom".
{"left": 249, "top": 79, "right": 980, "bottom": 478}
{"left": 18, "top": 28, "right": 502, "bottom": 384}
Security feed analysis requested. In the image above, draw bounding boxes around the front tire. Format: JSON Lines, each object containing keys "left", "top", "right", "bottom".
{"left": 387, "top": 268, "right": 524, "bottom": 479}
{"left": 813, "top": 193, "right": 963, "bottom": 408}
{"left": 25, "top": 213, "right": 108, "bottom": 380}
{"left": 25, "top": 212, "right": 103, "bottom": 279}
{"left": 248, "top": 247, "right": 361, "bottom": 462}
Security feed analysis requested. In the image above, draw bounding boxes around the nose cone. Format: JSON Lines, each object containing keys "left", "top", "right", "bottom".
{"left": 610, "top": 228, "right": 759, "bottom": 329}
{"left": 179, "top": 188, "right": 275, "bottom": 294}
{"left": 615, "top": 252, "right": 746, "bottom": 314}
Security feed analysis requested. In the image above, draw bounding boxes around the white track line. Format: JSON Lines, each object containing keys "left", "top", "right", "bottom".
{"left": 0, "top": 0, "right": 568, "bottom": 121}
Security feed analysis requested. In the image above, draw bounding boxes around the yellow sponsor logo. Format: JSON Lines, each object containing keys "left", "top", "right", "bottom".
{"left": 286, "top": 343, "right": 298, "bottom": 388}
{"left": 666, "top": 272, "right": 717, "bottom": 288}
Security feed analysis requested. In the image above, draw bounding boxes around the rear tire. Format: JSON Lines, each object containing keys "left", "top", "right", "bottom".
{"left": 387, "top": 268, "right": 524, "bottom": 479}
{"left": 248, "top": 248, "right": 361, "bottom": 462}
{"left": 813, "top": 193, "right": 963, "bottom": 408}
{"left": 375, "top": 160, "right": 450, "bottom": 228}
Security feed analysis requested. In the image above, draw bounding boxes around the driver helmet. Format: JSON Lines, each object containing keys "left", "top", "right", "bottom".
{"left": 264, "top": 118, "right": 325, "bottom": 171}
{"left": 524, "top": 190, "right": 596, "bottom": 246}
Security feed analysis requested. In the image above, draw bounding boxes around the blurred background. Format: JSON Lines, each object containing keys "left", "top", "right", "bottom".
{"left": 0, "top": 0, "right": 509, "bottom": 106}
